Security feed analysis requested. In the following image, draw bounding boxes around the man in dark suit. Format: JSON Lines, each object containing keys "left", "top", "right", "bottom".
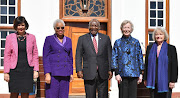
{"left": 76, "top": 19, "right": 112, "bottom": 98}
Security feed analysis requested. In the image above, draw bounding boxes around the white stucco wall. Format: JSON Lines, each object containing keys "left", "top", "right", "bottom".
{"left": 0, "top": 74, "right": 9, "bottom": 94}
{"left": 0, "top": 0, "right": 180, "bottom": 95}
{"left": 110, "top": 0, "right": 180, "bottom": 97}
{"left": 110, "top": 0, "right": 145, "bottom": 97}
{"left": 169, "top": 0, "right": 180, "bottom": 92}
{"left": 111, "top": 0, "right": 146, "bottom": 54}
{"left": 0, "top": 0, "right": 60, "bottom": 94}
{"left": 21, "top": 0, "right": 59, "bottom": 56}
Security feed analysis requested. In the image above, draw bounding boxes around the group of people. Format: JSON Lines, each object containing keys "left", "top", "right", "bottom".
{"left": 3, "top": 16, "right": 178, "bottom": 98}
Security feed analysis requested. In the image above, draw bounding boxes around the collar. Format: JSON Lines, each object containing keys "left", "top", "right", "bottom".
{"left": 16, "top": 32, "right": 29, "bottom": 35}
{"left": 54, "top": 34, "right": 65, "bottom": 39}
{"left": 54, "top": 34, "right": 66, "bottom": 43}
{"left": 90, "top": 32, "right": 98, "bottom": 37}
{"left": 122, "top": 35, "right": 132, "bottom": 41}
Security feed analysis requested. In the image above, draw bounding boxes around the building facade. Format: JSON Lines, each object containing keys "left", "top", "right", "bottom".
{"left": 0, "top": 0, "right": 179, "bottom": 97}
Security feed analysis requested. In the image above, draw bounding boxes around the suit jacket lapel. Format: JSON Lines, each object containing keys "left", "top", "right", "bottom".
{"left": 86, "top": 33, "right": 96, "bottom": 54}
{"left": 63, "top": 39, "right": 69, "bottom": 53}
{"left": 12, "top": 33, "right": 18, "bottom": 56}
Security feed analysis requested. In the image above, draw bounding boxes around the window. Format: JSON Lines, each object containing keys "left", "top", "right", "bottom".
{"left": 64, "top": 0, "right": 106, "bottom": 17}
{"left": 145, "top": 0, "right": 169, "bottom": 46}
{"left": 0, "top": 0, "right": 20, "bottom": 69}
{"left": 0, "top": 30, "right": 15, "bottom": 69}
{"left": 149, "top": 0, "right": 166, "bottom": 28}
{"left": 148, "top": 31, "right": 154, "bottom": 45}
{"left": 0, "top": 0, "right": 17, "bottom": 26}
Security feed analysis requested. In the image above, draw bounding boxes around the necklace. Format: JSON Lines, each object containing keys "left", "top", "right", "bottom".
{"left": 17, "top": 34, "right": 26, "bottom": 41}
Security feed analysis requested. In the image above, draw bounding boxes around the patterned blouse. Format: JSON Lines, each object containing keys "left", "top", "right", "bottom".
{"left": 111, "top": 36, "right": 144, "bottom": 77}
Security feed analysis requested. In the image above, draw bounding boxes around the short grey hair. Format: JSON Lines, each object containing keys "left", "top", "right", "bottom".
{"left": 152, "top": 27, "right": 169, "bottom": 41}
{"left": 120, "top": 20, "right": 134, "bottom": 32}
{"left": 53, "top": 19, "right": 65, "bottom": 29}
{"left": 88, "top": 19, "right": 100, "bottom": 30}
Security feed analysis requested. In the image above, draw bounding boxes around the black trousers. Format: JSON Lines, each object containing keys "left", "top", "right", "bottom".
{"left": 150, "top": 84, "right": 172, "bottom": 98}
{"left": 84, "top": 72, "right": 108, "bottom": 98}
{"left": 118, "top": 77, "right": 138, "bottom": 98}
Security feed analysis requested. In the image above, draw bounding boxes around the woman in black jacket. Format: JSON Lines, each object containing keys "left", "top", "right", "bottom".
{"left": 144, "top": 27, "right": 178, "bottom": 98}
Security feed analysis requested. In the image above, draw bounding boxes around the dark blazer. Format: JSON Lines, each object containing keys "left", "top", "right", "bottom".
{"left": 76, "top": 33, "right": 112, "bottom": 80}
{"left": 43, "top": 35, "right": 73, "bottom": 76}
{"left": 144, "top": 43, "right": 178, "bottom": 83}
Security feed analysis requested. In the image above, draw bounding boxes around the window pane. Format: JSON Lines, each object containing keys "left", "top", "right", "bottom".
{"left": 9, "top": 31, "right": 15, "bottom": 34}
{"left": 158, "top": 11, "right": 163, "bottom": 18}
{"left": 84, "top": 0, "right": 87, "bottom": 4}
{"left": 1, "top": 0, "right": 7, "bottom": 5}
{"left": 158, "top": 2, "right": 163, "bottom": 9}
{"left": 101, "top": 10, "right": 104, "bottom": 16}
{"left": 150, "top": 19, "right": 156, "bottom": 26}
{"left": 9, "top": 7, "right": 15, "bottom": 14}
{"left": 94, "top": 5, "right": 98, "bottom": 11}
{"left": 1, "top": 6, "right": 7, "bottom": 14}
{"left": 1, "top": 50, "right": 4, "bottom": 57}
{"left": 9, "top": 0, "right": 15, "bottom": 5}
{"left": 77, "top": 3, "right": 81, "bottom": 9}
{"left": 90, "top": 13, "right": 96, "bottom": 16}
{"left": 1, "top": 31, "right": 7, "bottom": 38}
{"left": 149, "top": 42, "right": 154, "bottom": 45}
{"left": 9, "top": 16, "right": 15, "bottom": 24}
{"left": 158, "top": 19, "right": 163, "bottom": 26}
{"left": 73, "top": 13, "right": 80, "bottom": 16}
{"left": 150, "top": 2, "right": 156, "bottom": 9}
{"left": 149, "top": 33, "right": 153, "bottom": 41}
{"left": 1, "top": 59, "right": 4, "bottom": 66}
{"left": 69, "top": 0, "right": 74, "bottom": 4}
{"left": 1, "top": 16, "right": 7, "bottom": 24}
{"left": 1, "top": 40, "right": 5, "bottom": 48}
{"left": 65, "top": 0, "right": 105, "bottom": 17}
{"left": 72, "top": 5, "right": 76, "bottom": 11}
{"left": 150, "top": 10, "right": 156, "bottom": 18}
{"left": 96, "top": 1, "right": 101, "bottom": 5}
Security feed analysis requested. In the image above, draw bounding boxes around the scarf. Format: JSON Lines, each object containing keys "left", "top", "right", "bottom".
{"left": 146, "top": 41, "right": 169, "bottom": 92}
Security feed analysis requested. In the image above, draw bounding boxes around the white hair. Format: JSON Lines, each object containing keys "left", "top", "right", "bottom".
{"left": 120, "top": 20, "right": 134, "bottom": 32}
{"left": 53, "top": 19, "right": 65, "bottom": 29}
{"left": 152, "top": 27, "right": 169, "bottom": 41}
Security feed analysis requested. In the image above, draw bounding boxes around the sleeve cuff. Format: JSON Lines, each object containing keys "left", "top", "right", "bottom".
{"left": 115, "top": 69, "right": 119, "bottom": 76}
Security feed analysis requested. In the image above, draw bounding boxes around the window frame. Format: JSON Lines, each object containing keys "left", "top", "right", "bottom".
{"left": 60, "top": 0, "right": 108, "bottom": 22}
{"left": 145, "top": 0, "right": 169, "bottom": 48}
{"left": 148, "top": 0, "right": 166, "bottom": 28}
{"left": 0, "top": 0, "right": 21, "bottom": 29}
{"left": 0, "top": 0, "right": 17, "bottom": 26}
{"left": 0, "top": 30, "right": 16, "bottom": 69}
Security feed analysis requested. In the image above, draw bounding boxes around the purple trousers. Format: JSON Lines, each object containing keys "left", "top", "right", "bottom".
{"left": 45, "top": 76, "right": 70, "bottom": 98}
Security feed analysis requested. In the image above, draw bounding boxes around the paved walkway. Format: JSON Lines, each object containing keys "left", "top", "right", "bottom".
{"left": 69, "top": 95, "right": 98, "bottom": 98}
{"left": 69, "top": 95, "right": 86, "bottom": 98}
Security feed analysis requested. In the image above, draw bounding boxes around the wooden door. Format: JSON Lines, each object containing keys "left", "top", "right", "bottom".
{"left": 64, "top": 22, "right": 107, "bottom": 95}
{"left": 60, "top": 0, "right": 111, "bottom": 95}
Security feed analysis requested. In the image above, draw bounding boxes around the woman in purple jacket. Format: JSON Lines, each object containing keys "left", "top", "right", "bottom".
{"left": 43, "top": 19, "right": 73, "bottom": 98}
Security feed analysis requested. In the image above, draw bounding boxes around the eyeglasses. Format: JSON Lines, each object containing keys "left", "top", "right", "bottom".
{"left": 56, "top": 27, "right": 64, "bottom": 30}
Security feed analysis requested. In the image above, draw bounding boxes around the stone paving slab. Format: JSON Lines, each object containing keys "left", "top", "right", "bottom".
{"left": 69, "top": 96, "right": 85, "bottom": 98}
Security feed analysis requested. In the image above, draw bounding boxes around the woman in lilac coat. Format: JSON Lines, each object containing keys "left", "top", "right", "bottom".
{"left": 43, "top": 19, "right": 73, "bottom": 98}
